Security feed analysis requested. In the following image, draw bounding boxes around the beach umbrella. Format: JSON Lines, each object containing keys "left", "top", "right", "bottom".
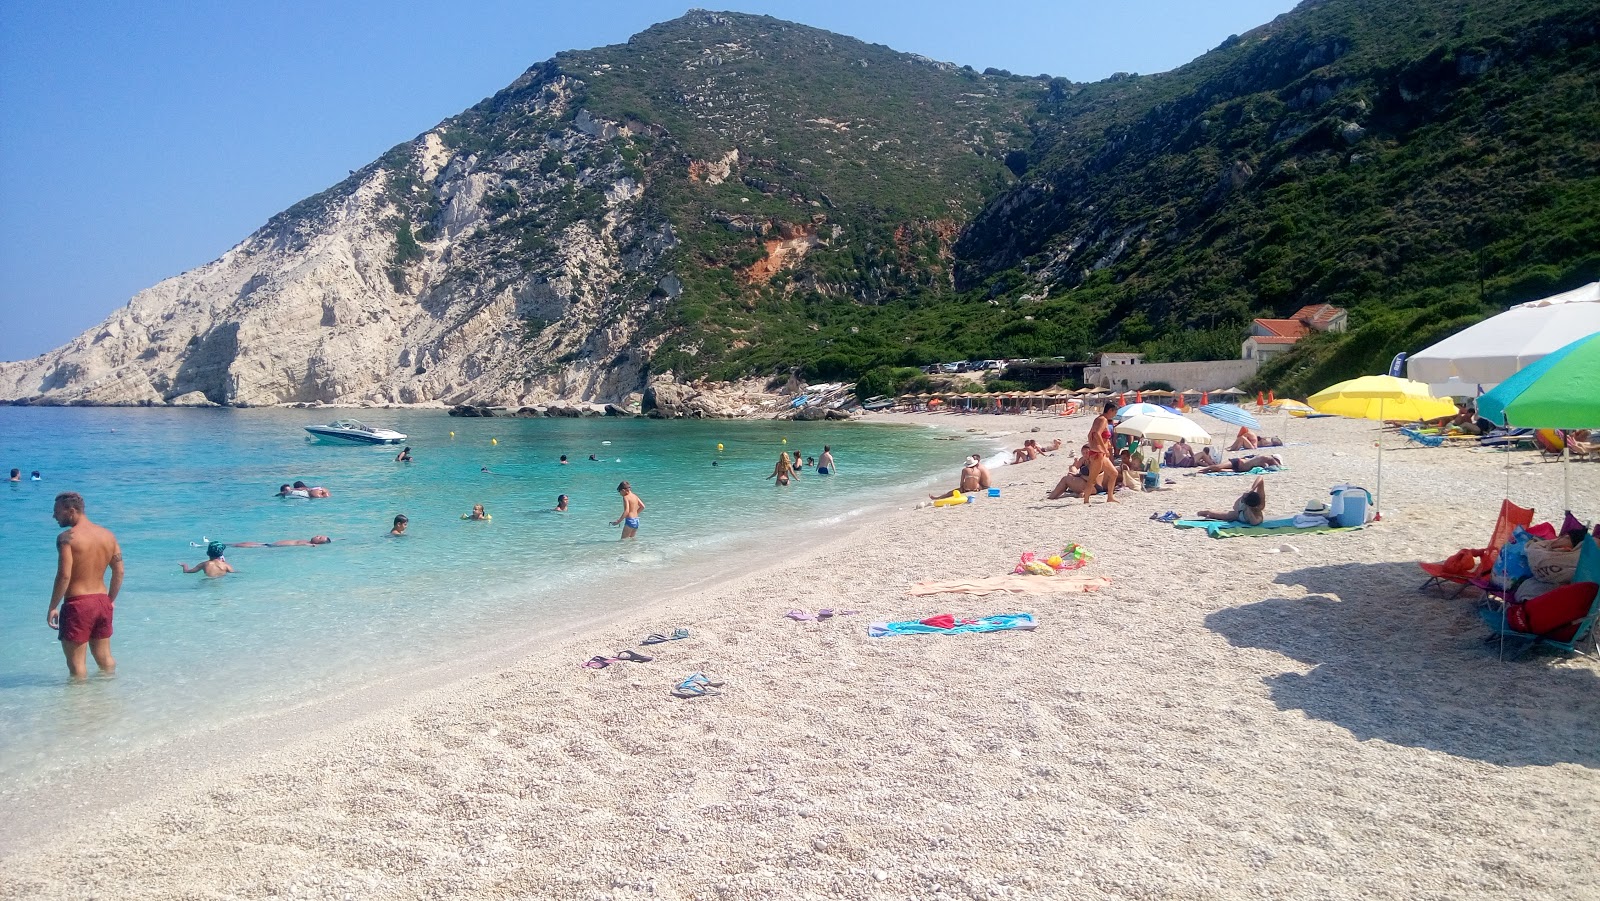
{"left": 1269, "top": 399, "right": 1316, "bottom": 415}
{"left": 1308, "top": 375, "right": 1458, "bottom": 518}
{"left": 1199, "top": 403, "right": 1260, "bottom": 430}
{"left": 1408, "top": 281, "right": 1600, "bottom": 388}
{"left": 1115, "top": 414, "right": 1211, "bottom": 444}
{"left": 1116, "top": 402, "right": 1181, "bottom": 420}
{"left": 1477, "top": 332, "right": 1600, "bottom": 511}
{"left": 1215, "top": 386, "right": 1246, "bottom": 396}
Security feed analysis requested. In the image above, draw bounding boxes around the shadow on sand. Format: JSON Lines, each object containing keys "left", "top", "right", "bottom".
{"left": 1206, "top": 560, "right": 1600, "bottom": 768}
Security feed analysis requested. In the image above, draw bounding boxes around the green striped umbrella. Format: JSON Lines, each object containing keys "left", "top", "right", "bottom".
{"left": 1478, "top": 332, "right": 1600, "bottom": 512}
{"left": 1478, "top": 332, "right": 1600, "bottom": 429}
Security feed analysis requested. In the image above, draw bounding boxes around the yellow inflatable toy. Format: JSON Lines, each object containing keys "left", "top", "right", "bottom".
{"left": 932, "top": 490, "right": 965, "bottom": 508}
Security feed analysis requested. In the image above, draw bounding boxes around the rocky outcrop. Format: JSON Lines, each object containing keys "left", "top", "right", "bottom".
{"left": 641, "top": 381, "right": 735, "bottom": 419}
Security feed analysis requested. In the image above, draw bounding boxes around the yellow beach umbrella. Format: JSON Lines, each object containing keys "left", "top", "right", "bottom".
{"left": 1269, "top": 398, "right": 1316, "bottom": 415}
{"left": 1308, "top": 375, "right": 1457, "bottom": 518}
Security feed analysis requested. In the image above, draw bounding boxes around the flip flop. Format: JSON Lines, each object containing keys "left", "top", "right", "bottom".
{"left": 581, "top": 655, "right": 614, "bottom": 669}
{"left": 641, "top": 633, "right": 671, "bottom": 645}
{"left": 684, "top": 672, "right": 726, "bottom": 688}
{"left": 613, "top": 650, "right": 654, "bottom": 663}
{"left": 672, "top": 677, "right": 723, "bottom": 699}
{"left": 785, "top": 609, "right": 815, "bottom": 622}
{"left": 669, "top": 627, "right": 690, "bottom": 640}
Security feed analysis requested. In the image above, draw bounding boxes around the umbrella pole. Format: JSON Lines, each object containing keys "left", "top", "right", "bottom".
{"left": 1375, "top": 398, "right": 1384, "bottom": 521}
{"left": 1564, "top": 441, "right": 1571, "bottom": 513}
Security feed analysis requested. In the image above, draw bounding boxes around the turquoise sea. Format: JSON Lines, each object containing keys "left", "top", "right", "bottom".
{"left": 0, "top": 407, "right": 971, "bottom": 782}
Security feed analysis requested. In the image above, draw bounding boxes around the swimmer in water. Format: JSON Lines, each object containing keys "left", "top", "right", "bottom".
{"left": 481, "top": 465, "right": 492, "bottom": 473}
{"left": 180, "top": 542, "right": 234, "bottom": 578}
{"left": 10, "top": 468, "right": 21, "bottom": 483}
{"left": 227, "top": 536, "right": 334, "bottom": 547}
{"left": 588, "top": 454, "right": 598, "bottom": 462}
{"left": 463, "top": 504, "right": 490, "bottom": 521}
{"left": 554, "top": 494, "right": 568, "bottom": 512}
{"left": 560, "top": 454, "right": 569, "bottom": 465}
{"left": 293, "top": 480, "right": 331, "bottom": 499}
{"left": 31, "top": 470, "right": 41, "bottom": 481}
{"left": 766, "top": 451, "right": 798, "bottom": 486}
{"left": 277, "top": 484, "right": 309, "bottom": 499}
{"left": 395, "top": 446, "right": 413, "bottom": 463}
{"left": 390, "top": 514, "right": 408, "bottom": 536}
{"left": 611, "top": 481, "right": 643, "bottom": 539}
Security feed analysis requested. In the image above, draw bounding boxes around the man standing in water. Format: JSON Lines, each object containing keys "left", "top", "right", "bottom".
{"left": 612, "top": 481, "right": 644, "bottom": 540}
{"left": 46, "top": 492, "right": 123, "bottom": 680}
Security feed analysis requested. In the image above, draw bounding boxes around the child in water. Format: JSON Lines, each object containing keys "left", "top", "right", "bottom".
{"left": 463, "top": 504, "right": 490, "bottom": 521}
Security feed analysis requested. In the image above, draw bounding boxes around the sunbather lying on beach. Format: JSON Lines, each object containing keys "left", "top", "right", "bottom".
{"left": 1196, "top": 476, "right": 1268, "bottom": 525}
{"left": 1227, "top": 427, "right": 1282, "bottom": 450}
{"left": 1196, "top": 454, "right": 1282, "bottom": 474}
{"left": 1567, "top": 430, "right": 1596, "bottom": 458}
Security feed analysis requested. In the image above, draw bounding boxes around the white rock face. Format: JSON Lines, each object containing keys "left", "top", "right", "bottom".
{"left": 0, "top": 84, "right": 672, "bottom": 408}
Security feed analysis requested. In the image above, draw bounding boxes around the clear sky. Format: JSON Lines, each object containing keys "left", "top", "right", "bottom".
{"left": 0, "top": 1, "right": 1298, "bottom": 361}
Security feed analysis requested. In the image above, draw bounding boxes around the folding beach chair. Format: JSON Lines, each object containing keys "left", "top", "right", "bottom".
{"left": 1479, "top": 537, "right": 1600, "bottom": 658}
{"left": 1401, "top": 427, "right": 1445, "bottom": 447}
{"left": 1534, "top": 428, "right": 1566, "bottom": 461}
{"left": 1419, "top": 499, "right": 1534, "bottom": 595}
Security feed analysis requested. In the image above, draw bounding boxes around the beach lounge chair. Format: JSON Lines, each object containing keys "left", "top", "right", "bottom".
{"left": 1401, "top": 427, "right": 1445, "bottom": 447}
{"left": 1419, "top": 499, "right": 1534, "bottom": 596}
{"left": 1480, "top": 582, "right": 1600, "bottom": 658}
{"left": 1534, "top": 429, "right": 1566, "bottom": 461}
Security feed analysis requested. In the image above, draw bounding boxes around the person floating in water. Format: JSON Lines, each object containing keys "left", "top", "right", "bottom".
{"left": 277, "top": 484, "right": 309, "bottom": 499}
{"left": 612, "top": 481, "right": 644, "bottom": 539}
{"left": 395, "top": 446, "right": 413, "bottom": 463}
{"left": 293, "top": 480, "right": 330, "bottom": 498}
{"left": 463, "top": 504, "right": 490, "bottom": 521}
{"left": 227, "top": 536, "right": 334, "bottom": 547}
{"left": 390, "top": 515, "right": 408, "bottom": 536}
{"left": 180, "top": 542, "right": 234, "bottom": 578}
{"left": 553, "top": 495, "right": 569, "bottom": 513}
{"left": 560, "top": 454, "right": 569, "bottom": 465}
{"left": 47, "top": 491, "right": 123, "bottom": 680}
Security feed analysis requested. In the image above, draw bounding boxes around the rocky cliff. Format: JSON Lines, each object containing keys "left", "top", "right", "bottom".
{"left": 1, "top": 11, "right": 1038, "bottom": 407}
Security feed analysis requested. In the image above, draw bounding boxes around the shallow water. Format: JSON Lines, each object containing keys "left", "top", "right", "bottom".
{"left": 0, "top": 407, "right": 974, "bottom": 781}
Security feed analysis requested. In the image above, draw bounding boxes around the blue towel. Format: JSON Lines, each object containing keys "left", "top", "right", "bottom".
{"left": 1174, "top": 517, "right": 1361, "bottom": 539}
{"left": 868, "top": 613, "right": 1037, "bottom": 638}
{"left": 1202, "top": 465, "right": 1284, "bottom": 477}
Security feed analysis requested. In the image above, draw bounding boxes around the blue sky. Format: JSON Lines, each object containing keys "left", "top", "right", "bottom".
{"left": 0, "top": 1, "right": 1297, "bottom": 361}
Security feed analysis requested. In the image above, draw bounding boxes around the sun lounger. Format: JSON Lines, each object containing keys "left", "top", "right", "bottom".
{"left": 1401, "top": 427, "right": 1445, "bottom": 447}
{"left": 1419, "top": 499, "right": 1534, "bottom": 596}
{"left": 1173, "top": 517, "right": 1364, "bottom": 539}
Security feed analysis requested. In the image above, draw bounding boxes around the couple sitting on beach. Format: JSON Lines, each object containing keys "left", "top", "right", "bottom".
{"left": 1164, "top": 440, "right": 1219, "bottom": 468}
{"left": 1009, "top": 438, "right": 1062, "bottom": 464}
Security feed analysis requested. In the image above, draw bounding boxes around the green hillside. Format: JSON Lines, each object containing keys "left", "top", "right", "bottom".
{"left": 955, "top": 0, "right": 1600, "bottom": 394}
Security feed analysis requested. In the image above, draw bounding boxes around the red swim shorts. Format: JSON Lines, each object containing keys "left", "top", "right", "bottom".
{"left": 58, "top": 594, "right": 113, "bottom": 643}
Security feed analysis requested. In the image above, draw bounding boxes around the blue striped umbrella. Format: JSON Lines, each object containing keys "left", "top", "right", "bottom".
{"left": 1199, "top": 403, "right": 1260, "bottom": 429}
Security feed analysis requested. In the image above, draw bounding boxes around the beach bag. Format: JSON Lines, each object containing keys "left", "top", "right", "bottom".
{"left": 1504, "top": 583, "right": 1599, "bottom": 641}
{"left": 1525, "top": 539, "right": 1580, "bottom": 584}
{"left": 1493, "top": 527, "right": 1535, "bottom": 588}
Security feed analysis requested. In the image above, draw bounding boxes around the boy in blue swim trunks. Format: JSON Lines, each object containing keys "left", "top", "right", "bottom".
{"left": 612, "top": 481, "right": 644, "bottom": 540}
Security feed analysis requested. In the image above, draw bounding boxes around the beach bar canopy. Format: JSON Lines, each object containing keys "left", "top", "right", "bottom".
{"left": 1408, "top": 281, "right": 1600, "bottom": 390}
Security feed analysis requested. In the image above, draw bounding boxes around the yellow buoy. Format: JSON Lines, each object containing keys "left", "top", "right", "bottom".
{"left": 717, "top": 443, "right": 724, "bottom": 451}
{"left": 449, "top": 431, "right": 455, "bottom": 438}
{"left": 781, "top": 438, "right": 787, "bottom": 444}
{"left": 491, "top": 438, "right": 498, "bottom": 445}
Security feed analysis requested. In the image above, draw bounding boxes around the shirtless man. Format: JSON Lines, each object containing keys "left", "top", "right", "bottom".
{"left": 612, "top": 481, "right": 644, "bottom": 539}
{"left": 818, "top": 446, "right": 835, "bottom": 475}
{"left": 47, "top": 492, "right": 123, "bottom": 679}
{"left": 930, "top": 455, "right": 990, "bottom": 500}
{"left": 180, "top": 541, "right": 234, "bottom": 578}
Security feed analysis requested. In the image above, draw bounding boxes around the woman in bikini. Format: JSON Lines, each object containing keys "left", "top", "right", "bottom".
{"left": 1085, "top": 400, "right": 1119, "bottom": 504}
{"left": 767, "top": 452, "right": 798, "bottom": 486}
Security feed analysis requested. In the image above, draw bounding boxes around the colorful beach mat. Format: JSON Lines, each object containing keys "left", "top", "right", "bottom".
{"left": 1173, "top": 516, "right": 1364, "bottom": 539}
{"left": 868, "top": 613, "right": 1037, "bottom": 638}
{"left": 1202, "top": 466, "right": 1286, "bottom": 477}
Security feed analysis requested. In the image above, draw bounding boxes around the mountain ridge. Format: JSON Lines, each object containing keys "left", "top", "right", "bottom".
{"left": 4, "top": 1, "right": 1597, "bottom": 406}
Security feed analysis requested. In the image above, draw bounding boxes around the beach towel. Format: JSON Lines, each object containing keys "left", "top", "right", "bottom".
{"left": 908, "top": 574, "right": 1112, "bottom": 597}
{"left": 868, "top": 613, "right": 1036, "bottom": 638}
{"left": 1202, "top": 466, "right": 1285, "bottom": 477}
{"left": 1174, "top": 516, "right": 1365, "bottom": 539}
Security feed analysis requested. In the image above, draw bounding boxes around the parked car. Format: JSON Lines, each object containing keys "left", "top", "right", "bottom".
{"left": 940, "top": 362, "right": 961, "bottom": 373}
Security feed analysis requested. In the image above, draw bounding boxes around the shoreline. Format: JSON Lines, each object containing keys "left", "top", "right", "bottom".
{"left": 4, "top": 411, "right": 1598, "bottom": 899}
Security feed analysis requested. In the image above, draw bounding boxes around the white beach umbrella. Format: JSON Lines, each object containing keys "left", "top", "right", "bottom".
{"left": 1407, "top": 281, "right": 1600, "bottom": 388}
{"left": 1115, "top": 414, "right": 1212, "bottom": 444}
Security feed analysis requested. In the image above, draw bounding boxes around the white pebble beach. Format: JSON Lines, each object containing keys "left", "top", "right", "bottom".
{"left": 3, "top": 410, "right": 1597, "bottom": 900}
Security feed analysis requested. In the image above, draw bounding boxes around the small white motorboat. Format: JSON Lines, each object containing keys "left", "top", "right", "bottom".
{"left": 304, "top": 419, "right": 407, "bottom": 445}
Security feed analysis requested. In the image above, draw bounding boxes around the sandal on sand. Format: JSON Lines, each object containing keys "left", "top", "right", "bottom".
{"left": 613, "top": 650, "right": 654, "bottom": 663}
{"left": 684, "top": 672, "right": 725, "bottom": 688}
{"left": 581, "top": 655, "right": 615, "bottom": 669}
{"left": 785, "top": 609, "right": 815, "bottom": 622}
{"left": 671, "top": 677, "right": 723, "bottom": 699}
{"left": 642, "top": 628, "right": 691, "bottom": 645}
{"left": 1150, "top": 511, "right": 1180, "bottom": 523}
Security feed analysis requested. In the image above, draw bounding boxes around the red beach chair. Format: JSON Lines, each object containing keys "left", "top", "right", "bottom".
{"left": 1419, "top": 499, "right": 1534, "bottom": 596}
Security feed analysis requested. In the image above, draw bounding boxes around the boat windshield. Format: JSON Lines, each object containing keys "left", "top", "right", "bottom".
{"left": 327, "top": 419, "right": 374, "bottom": 432}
